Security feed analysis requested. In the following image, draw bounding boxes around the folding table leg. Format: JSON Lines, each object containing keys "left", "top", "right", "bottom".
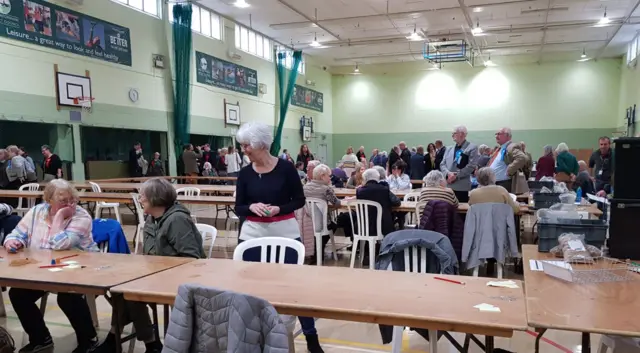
{"left": 0, "top": 291, "right": 6, "bottom": 318}
{"left": 163, "top": 305, "right": 170, "bottom": 337}
{"left": 534, "top": 328, "right": 547, "bottom": 353}
{"left": 485, "top": 336, "right": 494, "bottom": 353}
{"left": 113, "top": 295, "right": 123, "bottom": 353}
{"left": 582, "top": 333, "right": 591, "bottom": 353}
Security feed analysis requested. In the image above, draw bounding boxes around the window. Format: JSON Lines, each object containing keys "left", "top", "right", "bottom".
{"left": 113, "top": 0, "right": 159, "bottom": 17}
{"left": 235, "top": 24, "right": 272, "bottom": 61}
{"left": 627, "top": 33, "right": 640, "bottom": 65}
{"left": 168, "top": 3, "right": 221, "bottom": 40}
{"left": 278, "top": 50, "right": 305, "bottom": 75}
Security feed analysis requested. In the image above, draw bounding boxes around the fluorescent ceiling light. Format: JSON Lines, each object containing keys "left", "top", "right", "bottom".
{"left": 577, "top": 58, "right": 591, "bottom": 62}
{"left": 581, "top": 48, "right": 587, "bottom": 58}
{"left": 233, "top": 0, "right": 250, "bottom": 8}
{"left": 473, "top": 7, "right": 483, "bottom": 13}
{"left": 597, "top": 8, "right": 610, "bottom": 26}
{"left": 472, "top": 19, "right": 483, "bottom": 36}
{"left": 354, "top": 64, "right": 360, "bottom": 73}
{"left": 484, "top": 57, "right": 497, "bottom": 67}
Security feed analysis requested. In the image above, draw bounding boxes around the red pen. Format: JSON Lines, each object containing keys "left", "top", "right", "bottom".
{"left": 58, "top": 254, "right": 79, "bottom": 261}
{"left": 434, "top": 276, "right": 466, "bottom": 285}
{"left": 39, "top": 264, "right": 69, "bottom": 269}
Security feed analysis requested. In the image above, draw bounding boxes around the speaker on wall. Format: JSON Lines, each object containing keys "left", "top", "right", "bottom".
{"left": 612, "top": 137, "right": 640, "bottom": 200}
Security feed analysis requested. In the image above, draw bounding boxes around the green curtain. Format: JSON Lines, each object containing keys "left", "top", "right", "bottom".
{"left": 172, "top": 4, "right": 193, "bottom": 156}
{"left": 270, "top": 50, "right": 302, "bottom": 156}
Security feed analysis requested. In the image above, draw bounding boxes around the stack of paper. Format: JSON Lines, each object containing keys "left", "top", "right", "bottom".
{"left": 473, "top": 303, "right": 501, "bottom": 312}
{"left": 486, "top": 280, "right": 519, "bottom": 289}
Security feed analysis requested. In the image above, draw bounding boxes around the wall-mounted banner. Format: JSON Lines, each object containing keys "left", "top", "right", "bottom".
{"left": 0, "top": 0, "right": 132, "bottom": 66}
{"left": 292, "top": 84, "right": 323, "bottom": 112}
{"left": 196, "top": 51, "right": 258, "bottom": 96}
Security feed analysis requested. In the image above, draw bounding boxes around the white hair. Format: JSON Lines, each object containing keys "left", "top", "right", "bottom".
{"left": 453, "top": 125, "right": 468, "bottom": 135}
{"left": 578, "top": 160, "right": 588, "bottom": 169}
{"left": 476, "top": 167, "right": 496, "bottom": 186}
{"left": 381, "top": 151, "right": 387, "bottom": 156}
{"left": 362, "top": 168, "right": 380, "bottom": 183}
{"left": 308, "top": 160, "right": 321, "bottom": 169}
{"left": 500, "top": 127, "right": 513, "bottom": 137}
{"left": 423, "top": 170, "right": 445, "bottom": 188}
{"left": 373, "top": 166, "right": 386, "bottom": 180}
{"left": 556, "top": 142, "right": 569, "bottom": 153}
{"left": 478, "top": 144, "right": 489, "bottom": 154}
{"left": 312, "top": 164, "right": 331, "bottom": 180}
{"left": 236, "top": 122, "right": 273, "bottom": 150}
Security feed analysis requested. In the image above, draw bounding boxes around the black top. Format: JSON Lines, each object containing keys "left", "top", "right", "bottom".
{"left": 43, "top": 154, "right": 62, "bottom": 176}
{"left": 409, "top": 153, "right": 426, "bottom": 180}
{"left": 588, "top": 149, "right": 613, "bottom": 185}
{"left": 435, "top": 147, "right": 446, "bottom": 171}
{"left": 356, "top": 180, "right": 401, "bottom": 236}
{"left": 400, "top": 148, "right": 412, "bottom": 174}
{"left": 388, "top": 151, "right": 399, "bottom": 173}
{"left": 235, "top": 158, "right": 305, "bottom": 217}
{"left": 199, "top": 151, "right": 215, "bottom": 170}
{"left": 128, "top": 148, "right": 142, "bottom": 176}
{"left": 356, "top": 151, "right": 366, "bottom": 161}
{"left": 296, "top": 152, "right": 314, "bottom": 172}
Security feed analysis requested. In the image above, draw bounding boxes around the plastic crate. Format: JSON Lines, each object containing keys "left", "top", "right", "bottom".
{"left": 537, "top": 218, "right": 608, "bottom": 252}
{"left": 532, "top": 192, "right": 562, "bottom": 209}
{"left": 528, "top": 181, "right": 554, "bottom": 193}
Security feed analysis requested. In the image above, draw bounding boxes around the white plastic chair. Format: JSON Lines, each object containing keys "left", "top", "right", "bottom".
{"left": 388, "top": 246, "right": 440, "bottom": 353}
{"left": 89, "top": 182, "right": 121, "bottom": 224}
{"left": 196, "top": 223, "right": 218, "bottom": 258}
{"left": 131, "top": 193, "right": 146, "bottom": 255}
{"left": 305, "top": 198, "right": 338, "bottom": 266}
{"left": 176, "top": 187, "right": 200, "bottom": 222}
{"left": 226, "top": 191, "right": 240, "bottom": 231}
{"left": 233, "top": 237, "right": 305, "bottom": 265}
{"left": 16, "top": 183, "right": 39, "bottom": 216}
{"left": 346, "top": 200, "right": 384, "bottom": 269}
{"left": 403, "top": 191, "right": 421, "bottom": 228}
{"left": 598, "top": 335, "right": 640, "bottom": 353}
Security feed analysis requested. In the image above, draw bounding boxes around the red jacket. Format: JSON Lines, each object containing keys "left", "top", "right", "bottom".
{"left": 418, "top": 200, "right": 464, "bottom": 262}
{"left": 536, "top": 155, "right": 555, "bottom": 180}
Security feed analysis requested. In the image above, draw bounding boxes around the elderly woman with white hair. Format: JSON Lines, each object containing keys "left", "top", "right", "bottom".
{"left": 299, "top": 164, "right": 341, "bottom": 261}
{"left": 356, "top": 168, "right": 401, "bottom": 236}
{"left": 555, "top": 142, "right": 579, "bottom": 187}
{"left": 419, "top": 170, "right": 459, "bottom": 206}
{"left": 536, "top": 144, "right": 556, "bottom": 180}
{"left": 469, "top": 167, "right": 520, "bottom": 213}
{"left": 3, "top": 179, "right": 99, "bottom": 353}
{"left": 234, "top": 122, "right": 323, "bottom": 353}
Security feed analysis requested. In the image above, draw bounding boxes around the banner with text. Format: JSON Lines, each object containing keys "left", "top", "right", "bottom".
{"left": 0, "top": 0, "right": 132, "bottom": 66}
{"left": 196, "top": 51, "right": 258, "bottom": 96}
{"left": 292, "top": 84, "right": 323, "bottom": 112}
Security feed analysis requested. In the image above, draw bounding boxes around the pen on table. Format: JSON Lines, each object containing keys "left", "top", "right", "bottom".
{"left": 58, "top": 254, "right": 79, "bottom": 261}
{"left": 39, "top": 264, "right": 69, "bottom": 269}
{"left": 434, "top": 276, "right": 466, "bottom": 285}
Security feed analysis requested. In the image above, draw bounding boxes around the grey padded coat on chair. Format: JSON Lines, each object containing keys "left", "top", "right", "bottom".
{"left": 162, "top": 284, "right": 290, "bottom": 353}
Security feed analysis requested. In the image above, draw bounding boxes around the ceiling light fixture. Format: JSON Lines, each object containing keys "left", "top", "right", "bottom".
{"left": 473, "top": 7, "right": 484, "bottom": 13}
{"left": 233, "top": 0, "right": 250, "bottom": 8}
{"left": 310, "top": 32, "right": 321, "bottom": 47}
{"left": 472, "top": 19, "right": 483, "bottom": 36}
{"left": 354, "top": 64, "right": 360, "bottom": 73}
{"left": 577, "top": 57, "right": 591, "bottom": 62}
{"left": 406, "top": 24, "right": 423, "bottom": 41}
{"left": 597, "top": 8, "right": 610, "bottom": 26}
{"left": 581, "top": 48, "right": 587, "bottom": 58}
{"left": 484, "top": 56, "right": 497, "bottom": 67}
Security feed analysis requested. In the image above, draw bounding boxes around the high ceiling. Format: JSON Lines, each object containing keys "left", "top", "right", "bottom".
{"left": 197, "top": 0, "right": 640, "bottom": 67}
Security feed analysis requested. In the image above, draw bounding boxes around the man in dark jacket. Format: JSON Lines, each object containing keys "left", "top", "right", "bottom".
{"left": 199, "top": 144, "right": 215, "bottom": 174}
{"left": 94, "top": 178, "right": 205, "bottom": 353}
{"left": 128, "top": 142, "right": 143, "bottom": 177}
{"left": 356, "top": 169, "right": 402, "bottom": 236}
{"left": 434, "top": 140, "right": 446, "bottom": 171}
{"left": 387, "top": 147, "right": 400, "bottom": 174}
{"left": 399, "top": 141, "right": 412, "bottom": 176}
{"left": 409, "top": 146, "right": 426, "bottom": 187}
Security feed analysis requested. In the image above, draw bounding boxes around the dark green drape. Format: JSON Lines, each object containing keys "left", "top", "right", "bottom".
{"left": 270, "top": 50, "right": 302, "bottom": 156}
{"left": 172, "top": 4, "right": 193, "bottom": 156}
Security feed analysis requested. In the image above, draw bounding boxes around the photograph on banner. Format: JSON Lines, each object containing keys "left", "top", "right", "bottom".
{"left": 0, "top": 0, "right": 132, "bottom": 66}
{"left": 292, "top": 84, "right": 324, "bottom": 112}
{"left": 196, "top": 51, "right": 258, "bottom": 96}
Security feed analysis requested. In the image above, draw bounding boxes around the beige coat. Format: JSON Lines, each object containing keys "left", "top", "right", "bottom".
{"left": 504, "top": 142, "right": 530, "bottom": 194}
{"left": 182, "top": 149, "right": 202, "bottom": 174}
{"left": 468, "top": 185, "right": 520, "bottom": 214}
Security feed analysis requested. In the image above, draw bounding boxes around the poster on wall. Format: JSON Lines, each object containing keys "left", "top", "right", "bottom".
{"left": 196, "top": 51, "right": 258, "bottom": 96}
{"left": 0, "top": 0, "right": 132, "bottom": 66}
{"left": 292, "top": 84, "right": 323, "bottom": 112}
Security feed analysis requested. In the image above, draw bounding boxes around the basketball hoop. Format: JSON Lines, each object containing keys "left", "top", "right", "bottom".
{"left": 73, "top": 96, "right": 95, "bottom": 114}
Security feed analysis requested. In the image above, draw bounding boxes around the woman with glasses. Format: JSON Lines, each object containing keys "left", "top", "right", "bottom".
{"left": 3, "top": 179, "right": 99, "bottom": 353}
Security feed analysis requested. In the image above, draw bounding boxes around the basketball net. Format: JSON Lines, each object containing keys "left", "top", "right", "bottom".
{"left": 73, "top": 96, "right": 94, "bottom": 114}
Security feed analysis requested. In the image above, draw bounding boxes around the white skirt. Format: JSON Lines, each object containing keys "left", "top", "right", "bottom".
{"left": 239, "top": 217, "right": 301, "bottom": 241}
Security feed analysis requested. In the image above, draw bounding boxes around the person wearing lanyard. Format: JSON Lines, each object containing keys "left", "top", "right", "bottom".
{"left": 234, "top": 122, "right": 324, "bottom": 353}
{"left": 41, "top": 145, "right": 62, "bottom": 182}
{"left": 589, "top": 136, "right": 613, "bottom": 194}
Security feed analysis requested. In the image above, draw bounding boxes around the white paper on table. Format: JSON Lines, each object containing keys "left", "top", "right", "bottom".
{"left": 49, "top": 268, "right": 63, "bottom": 272}
{"left": 544, "top": 260, "right": 573, "bottom": 270}
{"left": 473, "top": 303, "right": 501, "bottom": 312}
{"left": 529, "top": 260, "right": 544, "bottom": 271}
{"left": 63, "top": 260, "right": 78, "bottom": 265}
{"left": 486, "top": 280, "right": 520, "bottom": 289}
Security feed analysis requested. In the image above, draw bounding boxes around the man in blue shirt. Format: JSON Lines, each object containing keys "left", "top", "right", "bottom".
{"left": 489, "top": 127, "right": 528, "bottom": 193}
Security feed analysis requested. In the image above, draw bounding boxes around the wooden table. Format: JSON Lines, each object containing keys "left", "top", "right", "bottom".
{"left": 111, "top": 258, "right": 527, "bottom": 352}
{"left": 56, "top": 182, "right": 237, "bottom": 195}
{"left": 333, "top": 187, "right": 412, "bottom": 199}
{"left": 523, "top": 245, "right": 640, "bottom": 353}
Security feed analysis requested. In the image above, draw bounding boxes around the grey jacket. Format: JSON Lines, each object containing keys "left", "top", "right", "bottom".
{"left": 375, "top": 229, "right": 459, "bottom": 275}
{"left": 440, "top": 140, "right": 478, "bottom": 191}
{"left": 163, "top": 284, "right": 290, "bottom": 353}
{"left": 462, "top": 203, "right": 519, "bottom": 270}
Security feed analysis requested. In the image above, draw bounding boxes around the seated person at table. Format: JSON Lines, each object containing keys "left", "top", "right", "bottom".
{"left": 301, "top": 164, "right": 340, "bottom": 258}
{"left": 3, "top": 179, "right": 99, "bottom": 353}
{"left": 574, "top": 160, "right": 595, "bottom": 197}
{"left": 94, "top": 178, "right": 205, "bottom": 353}
{"left": 468, "top": 167, "right": 520, "bottom": 213}
{"left": 346, "top": 162, "right": 364, "bottom": 189}
{"left": 0, "top": 203, "right": 20, "bottom": 243}
{"left": 373, "top": 166, "right": 389, "bottom": 187}
{"left": 386, "top": 160, "right": 411, "bottom": 190}
{"left": 419, "top": 170, "right": 459, "bottom": 207}
{"left": 357, "top": 169, "right": 401, "bottom": 236}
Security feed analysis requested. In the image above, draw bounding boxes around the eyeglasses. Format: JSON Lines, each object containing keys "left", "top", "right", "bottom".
{"left": 55, "top": 198, "right": 76, "bottom": 205}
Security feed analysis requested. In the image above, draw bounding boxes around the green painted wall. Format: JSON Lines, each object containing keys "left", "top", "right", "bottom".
{"left": 331, "top": 60, "right": 622, "bottom": 163}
